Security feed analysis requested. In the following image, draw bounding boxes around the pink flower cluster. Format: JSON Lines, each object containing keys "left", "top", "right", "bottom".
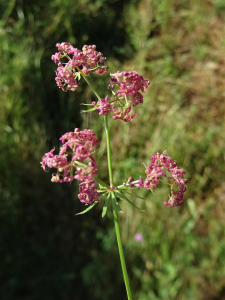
{"left": 92, "top": 96, "right": 111, "bottom": 116}
{"left": 41, "top": 128, "right": 100, "bottom": 204}
{"left": 78, "top": 180, "right": 100, "bottom": 204}
{"left": 109, "top": 71, "right": 150, "bottom": 106}
{"left": 93, "top": 71, "right": 150, "bottom": 122}
{"left": 52, "top": 43, "right": 108, "bottom": 92}
{"left": 137, "top": 151, "right": 188, "bottom": 207}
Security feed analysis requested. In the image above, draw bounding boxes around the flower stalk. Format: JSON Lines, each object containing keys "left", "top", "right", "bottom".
{"left": 113, "top": 203, "right": 133, "bottom": 300}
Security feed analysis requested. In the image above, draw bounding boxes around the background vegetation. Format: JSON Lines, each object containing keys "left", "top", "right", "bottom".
{"left": 1, "top": 0, "right": 225, "bottom": 299}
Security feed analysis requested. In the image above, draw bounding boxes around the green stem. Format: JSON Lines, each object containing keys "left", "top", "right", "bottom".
{"left": 103, "top": 116, "right": 114, "bottom": 187}
{"left": 113, "top": 205, "right": 133, "bottom": 300}
{"left": 82, "top": 75, "right": 101, "bottom": 100}
{"left": 103, "top": 115, "right": 132, "bottom": 299}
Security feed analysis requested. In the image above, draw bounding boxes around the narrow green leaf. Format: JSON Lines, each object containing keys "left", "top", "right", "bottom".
{"left": 114, "top": 190, "right": 123, "bottom": 198}
{"left": 118, "top": 193, "right": 145, "bottom": 212}
{"left": 112, "top": 193, "right": 123, "bottom": 213}
{"left": 99, "top": 184, "right": 107, "bottom": 190}
{"left": 81, "top": 107, "right": 96, "bottom": 113}
{"left": 98, "top": 192, "right": 108, "bottom": 199}
{"left": 122, "top": 190, "right": 145, "bottom": 200}
{"left": 150, "top": 189, "right": 155, "bottom": 195}
{"left": 75, "top": 201, "right": 98, "bottom": 215}
{"left": 97, "top": 190, "right": 108, "bottom": 193}
{"left": 102, "top": 193, "right": 111, "bottom": 218}
{"left": 94, "top": 177, "right": 110, "bottom": 189}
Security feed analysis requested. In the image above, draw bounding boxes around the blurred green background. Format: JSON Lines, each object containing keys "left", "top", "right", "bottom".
{"left": 1, "top": 0, "right": 225, "bottom": 299}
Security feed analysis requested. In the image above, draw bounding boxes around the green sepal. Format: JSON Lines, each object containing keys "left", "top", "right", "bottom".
{"left": 112, "top": 193, "right": 123, "bottom": 213}
{"left": 75, "top": 201, "right": 98, "bottom": 216}
{"left": 102, "top": 193, "right": 111, "bottom": 218}
{"left": 115, "top": 190, "right": 145, "bottom": 212}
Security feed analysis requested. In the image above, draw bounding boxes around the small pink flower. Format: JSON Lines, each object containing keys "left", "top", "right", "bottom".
{"left": 74, "top": 156, "right": 98, "bottom": 182}
{"left": 59, "top": 128, "right": 99, "bottom": 162}
{"left": 55, "top": 63, "right": 79, "bottom": 92}
{"left": 134, "top": 233, "right": 143, "bottom": 242}
{"left": 41, "top": 149, "right": 68, "bottom": 171}
{"left": 78, "top": 181, "right": 100, "bottom": 204}
{"left": 112, "top": 106, "right": 137, "bottom": 122}
{"left": 94, "top": 95, "right": 111, "bottom": 116}
{"left": 107, "top": 71, "right": 150, "bottom": 122}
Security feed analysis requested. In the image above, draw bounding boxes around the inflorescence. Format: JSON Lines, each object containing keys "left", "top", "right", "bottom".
{"left": 52, "top": 43, "right": 108, "bottom": 92}
{"left": 42, "top": 43, "right": 188, "bottom": 209}
{"left": 92, "top": 71, "right": 150, "bottom": 122}
{"left": 52, "top": 43, "right": 150, "bottom": 123}
{"left": 41, "top": 128, "right": 100, "bottom": 204}
{"left": 130, "top": 151, "right": 188, "bottom": 207}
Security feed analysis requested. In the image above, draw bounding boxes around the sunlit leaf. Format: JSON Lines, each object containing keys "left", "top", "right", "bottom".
{"left": 99, "top": 184, "right": 108, "bottom": 190}
{"left": 81, "top": 107, "right": 96, "bottom": 113}
{"left": 102, "top": 193, "right": 111, "bottom": 218}
{"left": 112, "top": 193, "right": 123, "bottom": 213}
{"left": 119, "top": 189, "right": 145, "bottom": 200}
{"left": 75, "top": 201, "right": 98, "bottom": 215}
{"left": 150, "top": 189, "right": 155, "bottom": 195}
{"left": 117, "top": 192, "right": 145, "bottom": 212}
{"left": 94, "top": 177, "right": 110, "bottom": 189}
{"left": 99, "top": 192, "right": 108, "bottom": 199}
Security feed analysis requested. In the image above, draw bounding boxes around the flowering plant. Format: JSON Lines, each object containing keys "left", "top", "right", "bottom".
{"left": 41, "top": 42, "right": 188, "bottom": 300}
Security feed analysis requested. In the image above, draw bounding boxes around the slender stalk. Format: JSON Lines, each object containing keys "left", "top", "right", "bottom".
{"left": 82, "top": 75, "right": 101, "bottom": 101}
{"left": 103, "top": 116, "right": 114, "bottom": 187}
{"left": 113, "top": 205, "right": 133, "bottom": 300}
{"left": 103, "top": 115, "right": 132, "bottom": 299}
